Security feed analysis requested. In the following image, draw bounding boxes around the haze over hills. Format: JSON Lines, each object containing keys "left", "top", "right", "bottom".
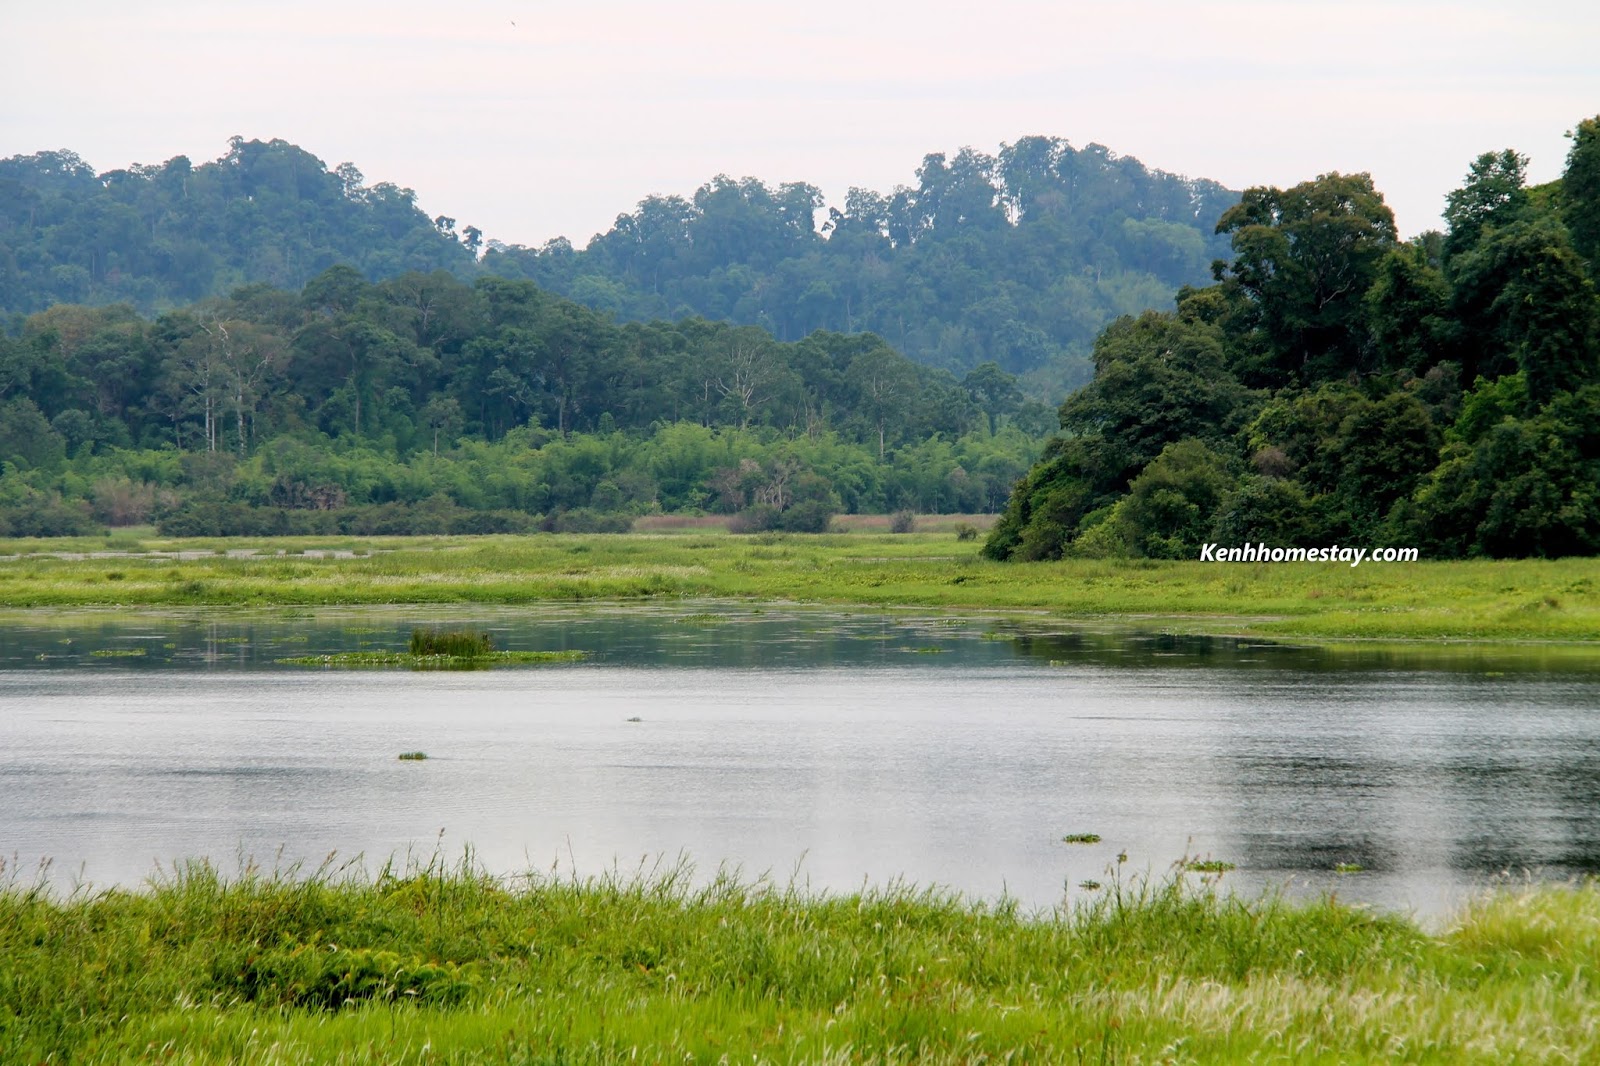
{"left": 0, "top": 136, "right": 1238, "bottom": 391}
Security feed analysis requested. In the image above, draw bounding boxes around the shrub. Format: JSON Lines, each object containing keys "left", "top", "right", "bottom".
{"left": 550, "top": 509, "right": 634, "bottom": 534}
{"left": 889, "top": 509, "right": 917, "bottom": 534}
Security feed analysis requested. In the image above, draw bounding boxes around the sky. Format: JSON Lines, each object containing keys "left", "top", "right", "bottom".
{"left": 6, "top": 0, "right": 1599, "bottom": 245}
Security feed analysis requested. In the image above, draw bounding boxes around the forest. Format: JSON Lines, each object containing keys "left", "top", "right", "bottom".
{"left": 984, "top": 116, "right": 1600, "bottom": 561}
{"left": 0, "top": 135, "right": 1237, "bottom": 393}
{"left": 0, "top": 268, "right": 1047, "bottom": 537}
{"left": 6, "top": 118, "right": 1600, "bottom": 558}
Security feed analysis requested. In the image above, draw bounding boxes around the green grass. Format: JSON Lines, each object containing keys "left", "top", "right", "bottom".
{"left": 3, "top": 856, "right": 1598, "bottom": 1063}
{"left": 2, "top": 531, "right": 1600, "bottom": 643}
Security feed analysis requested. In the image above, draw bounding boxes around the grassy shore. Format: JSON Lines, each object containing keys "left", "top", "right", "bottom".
{"left": 2, "top": 858, "right": 1595, "bottom": 1064}
{"left": 3, "top": 530, "right": 1599, "bottom": 642}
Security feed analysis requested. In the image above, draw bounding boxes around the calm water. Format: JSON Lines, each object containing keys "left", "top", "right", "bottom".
{"left": 3, "top": 604, "right": 1599, "bottom": 919}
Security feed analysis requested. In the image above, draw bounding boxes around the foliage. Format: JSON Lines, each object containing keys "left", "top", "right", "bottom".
{"left": 989, "top": 113, "right": 1600, "bottom": 561}
{"left": 0, "top": 139, "right": 476, "bottom": 314}
{"left": 481, "top": 138, "right": 1239, "bottom": 389}
{"left": 1, "top": 136, "right": 1238, "bottom": 393}
{"left": 0, "top": 271, "right": 1049, "bottom": 534}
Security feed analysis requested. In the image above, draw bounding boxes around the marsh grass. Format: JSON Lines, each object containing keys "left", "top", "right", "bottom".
{"left": 3, "top": 854, "right": 1599, "bottom": 1063}
{"left": 1, "top": 532, "right": 1600, "bottom": 644}
{"left": 408, "top": 627, "right": 493, "bottom": 657}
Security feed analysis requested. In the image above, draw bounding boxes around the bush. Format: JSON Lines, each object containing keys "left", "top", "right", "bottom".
{"left": 889, "top": 509, "right": 917, "bottom": 534}
{"left": 728, "top": 505, "right": 781, "bottom": 534}
{"left": 550, "top": 509, "right": 634, "bottom": 534}
{"left": 954, "top": 522, "right": 978, "bottom": 541}
{"left": 776, "top": 499, "right": 835, "bottom": 533}
{"left": 0, "top": 493, "right": 103, "bottom": 537}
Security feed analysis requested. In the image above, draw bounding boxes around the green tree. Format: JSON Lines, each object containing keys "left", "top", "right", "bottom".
{"left": 1564, "top": 116, "right": 1600, "bottom": 270}
{"left": 1213, "top": 172, "right": 1398, "bottom": 384}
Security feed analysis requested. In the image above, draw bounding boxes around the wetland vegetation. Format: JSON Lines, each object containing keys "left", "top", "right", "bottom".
{"left": 3, "top": 857, "right": 1598, "bottom": 1064}
{"left": 3, "top": 530, "right": 1600, "bottom": 644}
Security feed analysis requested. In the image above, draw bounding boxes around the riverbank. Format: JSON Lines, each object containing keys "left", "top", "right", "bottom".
{"left": 2, "top": 531, "right": 1598, "bottom": 642}
{"left": 3, "top": 531, "right": 1600, "bottom": 640}
{"left": 3, "top": 858, "right": 1595, "bottom": 1063}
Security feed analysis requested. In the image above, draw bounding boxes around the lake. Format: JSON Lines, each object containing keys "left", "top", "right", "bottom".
{"left": 3, "top": 603, "right": 1598, "bottom": 920}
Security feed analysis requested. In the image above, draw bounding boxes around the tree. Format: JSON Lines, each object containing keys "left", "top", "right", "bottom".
{"left": 1059, "top": 311, "right": 1254, "bottom": 487}
{"left": 1213, "top": 172, "right": 1398, "bottom": 384}
{"left": 1442, "top": 150, "right": 1530, "bottom": 268}
{"left": 1450, "top": 216, "right": 1600, "bottom": 402}
{"left": 1563, "top": 116, "right": 1600, "bottom": 271}
{"left": 961, "top": 361, "right": 1022, "bottom": 434}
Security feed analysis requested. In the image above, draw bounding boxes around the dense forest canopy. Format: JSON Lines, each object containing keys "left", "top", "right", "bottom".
{"left": 0, "top": 136, "right": 1237, "bottom": 393}
{"left": 0, "top": 138, "right": 477, "bottom": 314}
{"left": 0, "top": 268, "right": 1049, "bottom": 537}
{"left": 985, "top": 115, "right": 1600, "bottom": 561}
{"left": 483, "top": 140, "right": 1238, "bottom": 389}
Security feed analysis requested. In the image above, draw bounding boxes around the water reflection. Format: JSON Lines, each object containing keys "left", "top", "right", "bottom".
{"left": 1, "top": 604, "right": 1598, "bottom": 919}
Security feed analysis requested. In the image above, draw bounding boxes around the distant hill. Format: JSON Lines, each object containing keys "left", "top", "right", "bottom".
{"left": 0, "top": 138, "right": 477, "bottom": 315}
{"left": 0, "top": 136, "right": 1238, "bottom": 390}
{"left": 485, "top": 141, "right": 1239, "bottom": 390}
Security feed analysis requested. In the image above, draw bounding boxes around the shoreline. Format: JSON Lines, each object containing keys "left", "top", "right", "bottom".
{"left": 0, "top": 530, "right": 1597, "bottom": 645}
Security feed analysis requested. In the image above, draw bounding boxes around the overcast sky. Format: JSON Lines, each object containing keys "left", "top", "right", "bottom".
{"left": 6, "top": 1, "right": 1598, "bottom": 245}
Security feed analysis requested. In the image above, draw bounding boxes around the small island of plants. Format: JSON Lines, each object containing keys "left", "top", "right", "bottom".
{"left": 277, "top": 627, "right": 586, "bottom": 669}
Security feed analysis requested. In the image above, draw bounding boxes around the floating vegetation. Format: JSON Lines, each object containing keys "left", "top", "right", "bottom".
{"left": 1183, "top": 858, "right": 1237, "bottom": 874}
{"left": 397, "top": 751, "right": 428, "bottom": 761}
{"left": 625, "top": 716, "right": 643, "bottom": 722}
{"left": 675, "top": 613, "right": 728, "bottom": 626}
{"left": 277, "top": 649, "right": 586, "bottom": 670}
{"left": 1061, "top": 833, "right": 1102, "bottom": 844}
{"left": 89, "top": 648, "right": 147, "bottom": 658}
{"left": 410, "top": 628, "right": 493, "bottom": 657}
{"left": 1334, "top": 862, "right": 1366, "bottom": 874}
{"left": 904, "top": 646, "right": 947, "bottom": 654}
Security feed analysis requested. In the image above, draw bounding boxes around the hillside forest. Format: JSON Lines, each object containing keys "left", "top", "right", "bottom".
{"left": 985, "top": 115, "right": 1600, "bottom": 561}
{"left": 0, "top": 135, "right": 1238, "bottom": 393}
{"left": 4, "top": 117, "right": 1600, "bottom": 558}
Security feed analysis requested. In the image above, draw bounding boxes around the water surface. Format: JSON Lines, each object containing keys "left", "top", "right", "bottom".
{"left": 3, "top": 604, "right": 1597, "bottom": 919}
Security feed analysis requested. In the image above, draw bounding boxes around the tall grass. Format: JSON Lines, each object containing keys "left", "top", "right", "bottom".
{"left": 3, "top": 854, "right": 1598, "bottom": 1062}
{"left": 408, "top": 628, "right": 493, "bottom": 657}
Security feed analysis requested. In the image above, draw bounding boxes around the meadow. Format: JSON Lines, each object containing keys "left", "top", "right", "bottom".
{"left": 1, "top": 529, "right": 1598, "bottom": 643}
{"left": 3, "top": 854, "right": 1598, "bottom": 1064}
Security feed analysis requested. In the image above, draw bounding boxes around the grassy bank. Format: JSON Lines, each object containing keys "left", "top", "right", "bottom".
{"left": 2, "top": 531, "right": 1599, "bottom": 642}
{"left": 4, "top": 531, "right": 1600, "bottom": 643}
{"left": 3, "top": 858, "right": 1596, "bottom": 1063}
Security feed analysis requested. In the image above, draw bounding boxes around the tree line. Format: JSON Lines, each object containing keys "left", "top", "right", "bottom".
{"left": 985, "top": 115, "right": 1600, "bottom": 561}
{"left": 0, "top": 269, "right": 1048, "bottom": 537}
{"left": 0, "top": 136, "right": 1237, "bottom": 395}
